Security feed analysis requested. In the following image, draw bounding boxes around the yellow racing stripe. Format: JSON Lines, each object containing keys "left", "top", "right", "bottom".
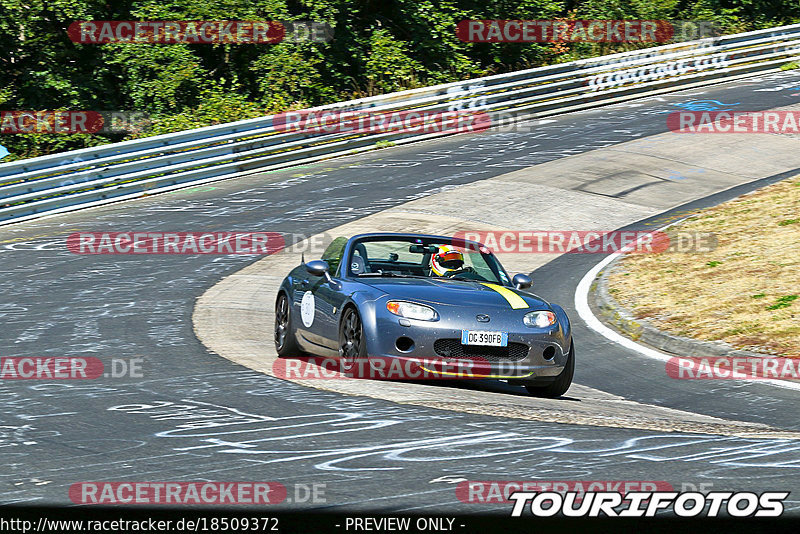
{"left": 480, "top": 283, "right": 529, "bottom": 309}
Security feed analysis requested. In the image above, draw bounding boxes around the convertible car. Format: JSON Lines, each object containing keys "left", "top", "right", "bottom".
{"left": 274, "top": 232, "right": 574, "bottom": 397}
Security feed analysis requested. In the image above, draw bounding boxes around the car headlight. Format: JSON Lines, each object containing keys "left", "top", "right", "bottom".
{"left": 386, "top": 301, "right": 438, "bottom": 321}
{"left": 523, "top": 310, "right": 556, "bottom": 328}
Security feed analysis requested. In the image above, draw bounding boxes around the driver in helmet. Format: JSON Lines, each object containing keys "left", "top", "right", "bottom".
{"left": 430, "top": 245, "right": 477, "bottom": 277}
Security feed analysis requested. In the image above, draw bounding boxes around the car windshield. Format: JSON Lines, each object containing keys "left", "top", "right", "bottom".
{"left": 347, "top": 237, "right": 510, "bottom": 285}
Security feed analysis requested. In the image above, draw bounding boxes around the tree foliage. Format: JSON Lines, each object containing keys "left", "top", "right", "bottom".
{"left": 1, "top": 0, "right": 797, "bottom": 160}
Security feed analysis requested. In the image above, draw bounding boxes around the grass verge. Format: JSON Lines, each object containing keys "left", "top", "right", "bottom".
{"left": 608, "top": 175, "right": 800, "bottom": 356}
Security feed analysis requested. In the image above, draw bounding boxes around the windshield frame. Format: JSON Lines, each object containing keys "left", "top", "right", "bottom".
{"left": 342, "top": 234, "right": 512, "bottom": 286}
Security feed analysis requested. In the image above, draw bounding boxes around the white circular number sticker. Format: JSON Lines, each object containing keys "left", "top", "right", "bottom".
{"left": 300, "top": 291, "right": 315, "bottom": 327}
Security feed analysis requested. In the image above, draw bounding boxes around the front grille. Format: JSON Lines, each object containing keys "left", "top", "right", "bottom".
{"left": 433, "top": 338, "right": 529, "bottom": 362}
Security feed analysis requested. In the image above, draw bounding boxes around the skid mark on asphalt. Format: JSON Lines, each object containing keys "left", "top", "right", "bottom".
{"left": 2, "top": 71, "right": 800, "bottom": 507}
{"left": 2, "top": 372, "right": 800, "bottom": 508}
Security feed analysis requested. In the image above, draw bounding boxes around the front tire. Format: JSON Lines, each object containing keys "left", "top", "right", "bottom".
{"left": 339, "top": 307, "right": 367, "bottom": 373}
{"left": 525, "top": 342, "right": 574, "bottom": 398}
{"left": 275, "top": 293, "right": 300, "bottom": 357}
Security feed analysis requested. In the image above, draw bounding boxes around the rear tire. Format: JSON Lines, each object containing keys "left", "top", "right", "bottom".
{"left": 525, "top": 342, "right": 574, "bottom": 398}
{"left": 275, "top": 293, "right": 300, "bottom": 357}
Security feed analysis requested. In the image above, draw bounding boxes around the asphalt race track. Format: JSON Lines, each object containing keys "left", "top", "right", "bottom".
{"left": 2, "top": 69, "right": 800, "bottom": 513}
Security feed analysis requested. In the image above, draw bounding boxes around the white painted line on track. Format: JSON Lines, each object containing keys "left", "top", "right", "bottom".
{"left": 574, "top": 220, "right": 800, "bottom": 393}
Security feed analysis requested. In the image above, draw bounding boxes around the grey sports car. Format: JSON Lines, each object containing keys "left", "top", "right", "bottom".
{"left": 274, "top": 232, "right": 574, "bottom": 397}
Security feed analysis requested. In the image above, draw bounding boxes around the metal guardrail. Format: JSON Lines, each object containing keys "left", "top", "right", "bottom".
{"left": 1, "top": 23, "right": 799, "bottom": 225}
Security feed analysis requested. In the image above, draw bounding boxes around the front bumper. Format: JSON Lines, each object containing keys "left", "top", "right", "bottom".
{"left": 366, "top": 310, "right": 571, "bottom": 380}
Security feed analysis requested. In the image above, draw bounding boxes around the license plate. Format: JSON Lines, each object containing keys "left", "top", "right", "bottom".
{"left": 461, "top": 330, "right": 508, "bottom": 347}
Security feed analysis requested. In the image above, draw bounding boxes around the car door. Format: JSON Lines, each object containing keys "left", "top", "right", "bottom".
{"left": 313, "top": 279, "right": 348, "bottom": 350}
{"left": 295, "top": 237, "right": 350, "bottom": 353}
{"left": 293, "top": 271, "right": 326, "bottom": 349}
{"left": 294, "top": 272, "right": 343, "bottom": 353}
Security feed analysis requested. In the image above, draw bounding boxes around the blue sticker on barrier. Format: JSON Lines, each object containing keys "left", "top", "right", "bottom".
{"left": 0, "top": 145, "right": 8, "bottom": 160}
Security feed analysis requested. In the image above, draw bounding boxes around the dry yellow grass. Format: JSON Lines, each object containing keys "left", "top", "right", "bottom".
{"left": 608, "top": 175, "right": 800, "bottom": 356}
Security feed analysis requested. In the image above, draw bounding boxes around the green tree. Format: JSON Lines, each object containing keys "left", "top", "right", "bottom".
{"left": 1, "top": 0, "right": 798, "bottom": 160}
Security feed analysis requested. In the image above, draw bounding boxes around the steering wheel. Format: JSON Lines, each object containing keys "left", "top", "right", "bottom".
{"left": 444, "top": 266, "right": 477, "bottom": 278}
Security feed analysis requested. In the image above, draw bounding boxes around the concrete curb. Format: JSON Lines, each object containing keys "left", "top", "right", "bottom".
{"left": 191, "top": 121, "right": 800, "bottom": 435}
{"left": 191, "top": 208, "right": 791, "bottom": 437}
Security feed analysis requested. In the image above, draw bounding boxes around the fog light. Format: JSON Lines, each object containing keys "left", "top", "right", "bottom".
{"left": 396, "top": 337, "right": 414, "bottom": 352}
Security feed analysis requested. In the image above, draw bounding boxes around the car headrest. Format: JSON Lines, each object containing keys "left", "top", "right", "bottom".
{"left": 350, "top": 254, "right": 367, "bottom": 275}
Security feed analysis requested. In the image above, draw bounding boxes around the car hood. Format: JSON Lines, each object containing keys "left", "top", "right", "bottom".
{"left": 356, "top": 277, "right": 550, "bottom": 310}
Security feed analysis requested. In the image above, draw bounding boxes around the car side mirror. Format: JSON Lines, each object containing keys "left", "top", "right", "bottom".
{"left": 512, "top": 273, "right": 532, "bottom": 290}
{"left": 306, "top": 260, "right": 333, "bottom": 283}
